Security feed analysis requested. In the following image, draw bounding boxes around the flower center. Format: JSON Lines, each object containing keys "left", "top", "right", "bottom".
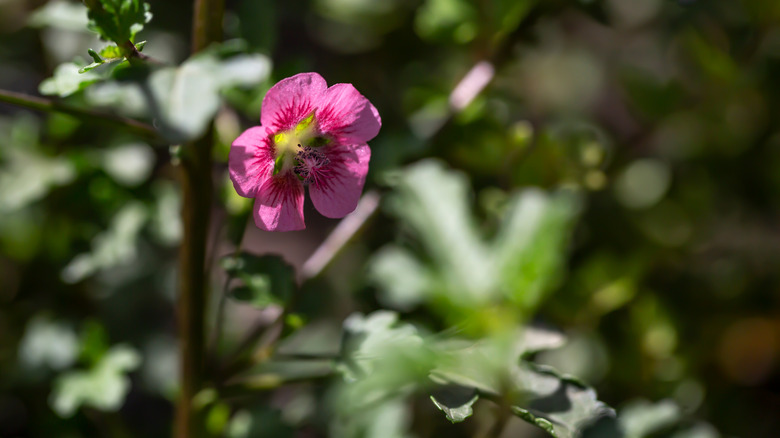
{"left": 271, "top": 112, "right": 332, "bottom": 178}
{"left": 294, "top": 146, "right": 331, "bottom": 185}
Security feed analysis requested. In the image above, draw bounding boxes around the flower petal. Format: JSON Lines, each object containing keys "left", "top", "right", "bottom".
{"left": 309, "top": 144, "right": 371, "bottom": 218}
{"left": 253, "top": 174, "right": 306, "bottom": 231}
{"left": 229, "top": 126, "right": 274, "bottom": 198}
{"left": 261, "top": 72, "right": 327, "bottom": 132}
{"left": 315, "top": 83, "right": 381, "bottom": 144}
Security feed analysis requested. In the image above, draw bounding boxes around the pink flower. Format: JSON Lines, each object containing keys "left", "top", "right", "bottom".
{"left": 229, "top": 72, "right": 381, "bottom": 231}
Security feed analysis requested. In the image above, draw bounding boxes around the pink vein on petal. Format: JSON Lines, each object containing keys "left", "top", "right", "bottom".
{"left": 229, "top": 126, "right": 274, "bottom": 198}
{"left": 261, "top": 72, "right": 327, "bottom": 132}
{"left": 315, "top": 83, "right": 381, "bottom": 144}
{"left": 309, "top": 144, "right": 371, "bottom": 218}
{"left": 253, "top": 174, "right": 306, "bottom": 232}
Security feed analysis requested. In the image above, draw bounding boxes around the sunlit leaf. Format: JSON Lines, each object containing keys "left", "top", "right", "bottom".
{"left": 61, "top": 202, "right": 148, "bottom": 283}
{"left": 373, "top": 160, "right": 580, "bottom": 322}
{"left": 39, "top": 62, "right": 102, "bottom": 97}
{"left": 28, "top": 0, "right": 90, "bottom": 31}
{"left": 145, "top": 52, "right": 272, "bottom": 142}
{"left": 0, "top": 138, "right": 76, "bottom": 213}
{"left": 512, "top": 406, "right": 557, "bottom": 437}
{"left": 18, "top": 316, "right": 79, "bottom": 371}
{"left": 430, "top": 385, "right": 478, "bottom": 423}
{"left": 513, "top": 363, "right": 615, "bottom": 438}
{"left": 493, "top": 189, "right": 581, "bottom": 309}
{"left": 618, "top": 399, "right": 681, "bottom": 438}
{"left": 50, "top": 345, "right": 141, "bottom": 417}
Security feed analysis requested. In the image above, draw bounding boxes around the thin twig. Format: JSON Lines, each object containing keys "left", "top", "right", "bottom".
{"left": 0, "top": 89, "right": 160, "bottom": 141}
{"left": 300, "top": 190, "right": 381, "bottom": 280}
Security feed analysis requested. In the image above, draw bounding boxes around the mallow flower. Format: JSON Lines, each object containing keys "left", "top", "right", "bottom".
{"left": 229, "top": 72, "right": 381, "bottom": 231}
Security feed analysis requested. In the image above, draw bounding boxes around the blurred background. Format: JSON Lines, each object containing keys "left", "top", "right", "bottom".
{"left": 1, "top": 0, "right": 780, "bottom": 437}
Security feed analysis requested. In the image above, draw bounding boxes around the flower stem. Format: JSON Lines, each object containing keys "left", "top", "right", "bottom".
{"left": 174, "top": 0, "right": 225, "bottom": 436}
{"left": 192, "top": 0, "right": 225, "bottom": 53}
{"left": 0, "top": 89, "right": 159, "bottom": 141}
{"left": 174, "top": 128, "right": 213, "bottom": 438}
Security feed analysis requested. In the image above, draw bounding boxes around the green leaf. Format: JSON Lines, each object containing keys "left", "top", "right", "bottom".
{"left": 338, "top": 311, "right": 429, "bottom": 381}
{"left": 79, "top": 45, "right": 271, "bottom": 142}
{"left": 512, "top": 406, "right": 557, "bottom": 437}
{"left": 84, "top": 0, "right": 152, "bottom": 44}
{"left": 78, "top": 45, "right": 127, "bottom": 73}
{"left": 373, "top": 160, "right": 580, "bottom": 322}
{"left": 39, "top": 62, "right": 102, "bottom": 96}
{"left": 330, "top": 312, "right": 432, "bottom": 438}
{"left": 490, "top": 0, "right": 536, "bottom": 42}
{"left": 518, "top": 325, "right": 566, "bottom": 357}
{"left": 415, "top": 0, "right": 479, "bottom": 44}
{"left": 79, "top": 61, "right": 105, "bottom": 73}
{"left": 429, "top": 385, "right": 479, "bottom": 423}
{"left": 100, "top": 45, "right": 124, "bottom": 58}
{"left": 618, "top": 399, "right": 681, "bottom": 438}
{"left": 60, "top": 202, "right": 148, "bottom": 283}
{"left": 428, "top": 334, "right": 611, "bottom": 438}
{"left": 49, "top": 344, "right": 141, "bottom": 417}
{"left": 369, "top": 246, "right": 433, "bottom": 310}
{"left": 513, "top": 363, "right": 615, "bottom": 438}
{"left": 493, "top": 189, "right": 581, "bottom": 310}
{"left": 28, "top": 0, "right": 90, "bottom": 31}
{"left": 383, "top": 160, "right": 492, "bottom": 307}
{"left": 0, "top": 136, "right": 76, "bottom": 213}
{"left": 146, "top": 52, "right": 271, "bottom": 142}
{"left": 88, "top": 48, "right": 103, "bottom": 63}
{"left": 222, "top": 253, "right": 296, "bottom": 309}
{"left": 18, "top": 316, "right": 79, "bottom": 371}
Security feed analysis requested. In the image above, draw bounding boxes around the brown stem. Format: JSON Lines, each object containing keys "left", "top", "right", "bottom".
{"left": 174, "top": 128, "right": 214, "bottom": 438}
{"left": 192, "top": 0, "right": 225, "bottom": 53}
{"left": 0, "top": 89, "right": 159, "bottom": 141}
{"left": 174, "top": 0, "right": 225, "bottom": 435}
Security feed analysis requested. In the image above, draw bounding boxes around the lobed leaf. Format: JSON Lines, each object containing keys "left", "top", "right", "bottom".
{"left": 84, "top": 0, "right": 152, "bottom": 44}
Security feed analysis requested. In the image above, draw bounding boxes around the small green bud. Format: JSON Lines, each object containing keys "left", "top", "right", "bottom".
{"left": 87, "top": 48, "right": 102, "bottom": 63}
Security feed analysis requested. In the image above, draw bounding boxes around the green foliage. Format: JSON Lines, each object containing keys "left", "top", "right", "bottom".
{"left": 333, "top": 312, "right": 611, "bottom": 436}
{"left": 513, "top": 407, "right": 557, "bottom": 436}
{"left": 39, "top": 62, "right": 103, "bottom": 97}
{"left": 222, "top": 253, "right": 296, "bottom": 308}
{"left": 60, "top": 202, "right": 147, "bottom": 283}
{"left": 79, "top": 43, "right": 142, "bottom": 73}
{"left": 146, "top": 50, "right": 271, "bottom": 142}
{"left": 18, "top": 317, "right": 79, "bottom": 371}
{"left": 83, "top": 0, "right": 152, "bottom": 44}
{"left": 618, "top": 399, "right": 682, "bottom": 438}
{"left": 429, "top": 386, "right": 478, "bottom": 423}
{"left": 49, "top": 344, "right": 141, "bottom": 417}
{"left": 6, "top": 0, "right": 780, "bottom": 436}
{"left": 514, "top": 364, "right": 613, "bottom": 437}
{"left": 0, "top": 118, "right": 76, "bottom": 212}
{"left": 372, "top": 160, "right": 580, "bottom": 325}
{"left": 79, "top": 46, "right": 271, "bottom": 141}
{"left": 28, "top": 0, "right": 90, "bottom": 31}
{"left": 414, "top": 0, "right": 536, "bottom": 44}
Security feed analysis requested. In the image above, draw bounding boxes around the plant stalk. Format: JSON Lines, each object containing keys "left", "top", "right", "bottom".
{"left": 174, "top": 0, "right": 224, "bottom": 436}
{"left": 174, "top": 129, "right": 213, "bottom": 438}
{"left": 0, "top": 89, "right": 158, "bottom": 141}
